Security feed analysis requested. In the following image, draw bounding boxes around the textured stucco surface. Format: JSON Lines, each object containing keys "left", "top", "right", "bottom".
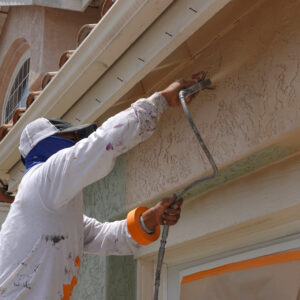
{"left": 0, "top": 6, "right": 44, "bottom": 81}
{"left": 73, "top": 157, "right": 137, "bottom": 300}
{"left": 0, "top": 6, "right": 43, "bottom": 115}
{"left": 140, "top": 152, "right": 300, "bottom": 265}
{"left": 125, "top": 0, "right": 300, "bottom": 208}
{"left": 0, "top": 6, "right": 99, "bottom": 104}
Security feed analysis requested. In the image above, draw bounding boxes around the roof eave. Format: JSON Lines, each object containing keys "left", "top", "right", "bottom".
{"left": 0, "top": 0, "right": 175, "bottom": 180}
{"left": 4, "top": 0, "right": 234, "bottom": 191}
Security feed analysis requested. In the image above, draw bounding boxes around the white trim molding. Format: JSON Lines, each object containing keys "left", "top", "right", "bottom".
{"left": 0, "top": 0, "right": 93, "bottom": 11}
{"left": 135, "top": 154, "right": 300, "bottom": 299}
{"left": 168, "top": 234, "right": 300, "bottom": 300}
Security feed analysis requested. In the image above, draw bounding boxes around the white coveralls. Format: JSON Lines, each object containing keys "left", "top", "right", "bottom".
{"left": 0, "top": 93, "right": 168, "bottom": 300}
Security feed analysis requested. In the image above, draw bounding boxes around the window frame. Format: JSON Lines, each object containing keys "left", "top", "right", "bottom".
{"left": 166, "top": 233, "right": 300, "bottom": 300}
{"left": 2, "top": 50, "right": 30, "bottom": 124}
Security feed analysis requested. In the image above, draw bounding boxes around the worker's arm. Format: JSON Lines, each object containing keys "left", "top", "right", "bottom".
{"left": 83, "top": 216, "right": 139, "bottom": 255}
{"left": 38, "top": 77, "right": 200, "bottom": 210}
{"left": 83, "top": 196, "right": 182, "bottom": 254}
{"left": 39, "top": 92, "right": 167, "bottom": 210}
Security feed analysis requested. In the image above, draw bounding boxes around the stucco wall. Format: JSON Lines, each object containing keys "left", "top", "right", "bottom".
{"left": 0, "top": 6, "right": 100, "bottom": 115}
{"left": 77, "top": 0, "right": 300, "bottom": 298}
{"left": 0, "top": 6, "right": 43, "bottom": 115}
{"left": 124, "top": 0, "right": 300, "bottom": 208}
{"left": 0, "top": 6, "right": 44, "bottom": 81}
{"left": 73, "top": 157, "right": 137, "bottom": 300}
{"left": 1, "top": 0, "right": 298, "bottom": 299}
{"left": 43, "top": 7, "right": 100, "bottom": 75}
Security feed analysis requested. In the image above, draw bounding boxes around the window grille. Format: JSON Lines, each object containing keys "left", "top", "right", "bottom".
{"left": 4, "top": 58, "right": 30, "bottom": 124}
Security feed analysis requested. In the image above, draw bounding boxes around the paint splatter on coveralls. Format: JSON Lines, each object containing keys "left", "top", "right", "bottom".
{"left": 0, "top": 93, "right": 167, "bottom": 299}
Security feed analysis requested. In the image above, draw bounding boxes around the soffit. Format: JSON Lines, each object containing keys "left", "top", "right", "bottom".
{"left": 96, "top": 0, "right": 262, "bottom": 124}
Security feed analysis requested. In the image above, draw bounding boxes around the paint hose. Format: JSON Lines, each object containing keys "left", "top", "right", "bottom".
{"left": 154, "top": 75, "right": 218, "bottom": 300}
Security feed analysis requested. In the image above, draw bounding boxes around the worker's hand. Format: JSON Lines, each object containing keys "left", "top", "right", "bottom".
{"left": 159, "top": 72, "right": 204, "bottom": 107}
{"left": 141, "top": 195, "right": 183, "bottom": 232}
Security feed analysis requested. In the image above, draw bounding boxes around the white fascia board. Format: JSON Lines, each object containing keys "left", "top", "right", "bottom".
{"left": 64, "top": 0, "right": 232, "bottom": 125}
{"left": 0, "top": 0, "right": 174, "bottom": 181}
{"left": 0, "top": 0, "right": 92, "bottom": 11}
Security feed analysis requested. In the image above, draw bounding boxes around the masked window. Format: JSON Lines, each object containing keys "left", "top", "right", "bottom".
{"left": 181, "top": 250, "right": 300, "bottom": 300}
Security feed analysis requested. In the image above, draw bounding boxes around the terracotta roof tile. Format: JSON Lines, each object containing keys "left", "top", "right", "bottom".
{"left": 59, "top": 50, "right": 75, "bottom": 68}
{"left": 0, "top": 3, "right": 117, "bottom": 143}
{"left": 77, "top": 24, "right": 97, "bottom": 46}
{"left": 0, "top": 180, "right": 14, "bottom": 203}
{"left": 26, "top": 91, "right": 41, "bottom": 108}
{"left": 101, "top": 0, "right": 115, "bottom": 17}
{"left": 12, "top": 107, "right": 26, "bottom": 124}
{"left": 0, "top": 121, "right": 13, "bottom": 141}
{"left": 41, "top": 71, "right": 58, "bottom": 90}
{"left": 0, "top": 189, "right": 14, "bottom": 203}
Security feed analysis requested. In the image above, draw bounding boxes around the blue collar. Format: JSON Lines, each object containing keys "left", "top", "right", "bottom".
{"left": 25, "top": 136, "right": 75, "bottom": 171}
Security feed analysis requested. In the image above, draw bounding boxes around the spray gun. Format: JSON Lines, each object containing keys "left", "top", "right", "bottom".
{"left": 154, "top": 73, "right": 218, "bottom": 300}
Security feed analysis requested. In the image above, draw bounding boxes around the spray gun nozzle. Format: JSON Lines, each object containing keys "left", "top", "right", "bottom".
{"left": 179, "top": 78, "right": 212, "bottom": 99}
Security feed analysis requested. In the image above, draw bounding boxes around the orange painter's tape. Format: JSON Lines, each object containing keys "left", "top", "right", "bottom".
{"left": 181, "top": 249, "right": 300, "bottom": 284}
{"left": 127, "top": 206, "right": 160, "bottom": 245}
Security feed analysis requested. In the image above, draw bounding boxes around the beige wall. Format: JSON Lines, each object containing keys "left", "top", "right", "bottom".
{"left": 130, "top": 2, "right": 300, "bottom": 296}
{"left": 42, "top": 7, "right": 100, "bottom": 75}
{"left": 123, "top": 0, "right": 300, "bottom": 209}
{"left": 0, "top": 6, "right": 100, "bottom": 119}
{"left": 0, "top": 7, "right": 43, "bottom": 115}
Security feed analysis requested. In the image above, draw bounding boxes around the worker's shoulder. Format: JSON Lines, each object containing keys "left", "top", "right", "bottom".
{"left": 19, "top": 163, "right": 45, "bottom": 189}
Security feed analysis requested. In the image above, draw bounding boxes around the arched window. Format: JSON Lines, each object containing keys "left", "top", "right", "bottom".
{"left": 3, "top": 55, "right": 30, "bottom": 124}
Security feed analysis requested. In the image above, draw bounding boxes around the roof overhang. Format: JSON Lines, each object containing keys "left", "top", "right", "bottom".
{"left": 1, "top": 0, "right": 234, "bottom": 191}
